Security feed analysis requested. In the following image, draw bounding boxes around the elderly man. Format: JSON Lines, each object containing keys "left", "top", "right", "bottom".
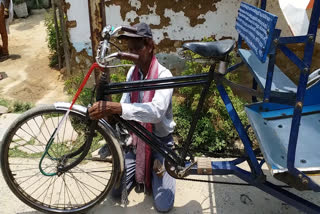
{"left": 89, "top": 23, "right": 176, "bottom": 212}
{"left": 0, "top": 0, "right": 11, "bottom": 60}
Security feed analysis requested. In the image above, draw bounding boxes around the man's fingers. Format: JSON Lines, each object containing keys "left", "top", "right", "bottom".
{"left": 88, "top": 101, "right": 108, "bottom": 120}
{"left": 90, "top": 111, "right": 101, "bottom": 120}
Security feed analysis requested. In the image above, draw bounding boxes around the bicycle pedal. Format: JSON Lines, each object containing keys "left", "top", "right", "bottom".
{"left": 195, "top": 157, "right": 212, "bottom": 175}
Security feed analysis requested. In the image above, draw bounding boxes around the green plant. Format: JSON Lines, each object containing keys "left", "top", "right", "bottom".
{"left": 44, "top": 9, "right": 63, "bottom": 68}
{"left": 0, "top": 97, "right": 10, "bottom": 108}
{"left": 110, "top": 60, "right": 133, "bottom": 102}
{"left": 64, "top": 72, "right": 92, "bottom": 106}
{"left": 0, "top": 98, "right": 33, "bottom": 113}
{"left": 173, "top": 37, "right": 248, "bottom": 154}
{"left": 26, "top": 0, "right": 45, "bottom": 9}
{"left": 13, "top": 0, "right": 26, "bottom": 4}
{"left": 11, "top": 101, "right": 33, "bottom": 113}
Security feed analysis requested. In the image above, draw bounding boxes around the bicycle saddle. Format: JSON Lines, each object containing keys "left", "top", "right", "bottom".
{"left": 182, "top": 39, "right": 235, "bottom": 59}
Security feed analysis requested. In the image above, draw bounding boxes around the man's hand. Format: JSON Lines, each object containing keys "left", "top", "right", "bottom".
{"left": 4, "top": 8, "right": 9, "bottom": 19}
{"left": 89, "top": 101, "right": 122, "bottom": 120}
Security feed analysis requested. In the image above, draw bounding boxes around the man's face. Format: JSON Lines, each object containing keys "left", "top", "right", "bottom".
{"left": 127, "top": 38, "right": 152, "bottom": 67}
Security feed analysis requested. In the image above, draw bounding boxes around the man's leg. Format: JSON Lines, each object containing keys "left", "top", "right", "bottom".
{"left": 111, "top": 150, "right": 136, "bottom": 199}
{"left": 152, "top": 135, "right": 176, "bottom": 212}
{"left": 0, "top": 3, "right": 8, "bottom": 56}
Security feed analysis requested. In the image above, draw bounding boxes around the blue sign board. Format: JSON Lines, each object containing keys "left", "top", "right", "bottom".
{"left": 236, "top": 2, "right": 278, "bottom": 63}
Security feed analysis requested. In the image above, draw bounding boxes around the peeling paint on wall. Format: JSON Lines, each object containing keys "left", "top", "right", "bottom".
{"left": 103, "top": 0, "right": 261, "bottom": 52}
{"left": 66, "top": 0, "right": 320, "bottom": 73}
{"left": 66, "top": 0, "right": 92, "bottom": 56}
{"left": 68, "top": 0, "right": 319, "bottom": 55}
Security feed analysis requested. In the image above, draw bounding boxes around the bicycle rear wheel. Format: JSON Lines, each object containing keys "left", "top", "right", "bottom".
{"left": 0, "top": 105, "right": 120, "bottom": 213}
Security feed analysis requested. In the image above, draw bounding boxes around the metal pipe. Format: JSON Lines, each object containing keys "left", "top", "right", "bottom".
{"left": 106, "top": 73, "right": 209, "bottom": 89}
{"left": 181, "top": 64, "right": 216, "bottom": 159}
{"left": 104, "top": 80, "right": 208, "bottom": 95}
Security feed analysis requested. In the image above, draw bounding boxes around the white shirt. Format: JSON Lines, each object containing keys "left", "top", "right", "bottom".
{"left": 120, "top": 62, "right": 176, "bottom": 137}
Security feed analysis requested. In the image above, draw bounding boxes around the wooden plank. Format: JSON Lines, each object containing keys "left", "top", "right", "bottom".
{"left": 57, "top": 0, "right": 71, "bottom": 75}
{"left": 88, "top": 0, "right": 105, "bottom": 84}
{"left": 51, "top": 0, "right": 62, "bottom": 69}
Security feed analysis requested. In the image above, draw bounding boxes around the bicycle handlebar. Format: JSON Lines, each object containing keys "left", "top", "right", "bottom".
{"left": 121, "top": 26, "right": 137, "bottom": 34}
{"left": 96, "top": 25, "right": 140, "bottom": 67}
{"left": 96, "top": 52, "right": 139, "bottom": 68}
{"left": 117, "top": 52, "right": 139, "bottom": 61}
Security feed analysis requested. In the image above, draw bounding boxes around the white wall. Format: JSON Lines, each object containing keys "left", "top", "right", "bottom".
{"left": 66, "top": 0, "right": 92, "bottom": 56}
{"left": 66, "top": 0, "right": 320, "bottom": 57}
{"left": 104, "top": 0, "right": 258, "bottom": 45}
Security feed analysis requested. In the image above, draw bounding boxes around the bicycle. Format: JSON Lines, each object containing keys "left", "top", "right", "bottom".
{"left": 1, "top": 1, "right": 320, "bottom": 213}
{"left": 0, "top": 23, "right": 236, "bottom": 213}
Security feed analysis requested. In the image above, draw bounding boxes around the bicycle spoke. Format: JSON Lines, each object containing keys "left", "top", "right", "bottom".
{"left": 62, "top": 116, "right": 68, "bottom": 157}
{"left": 65, "top": 173, "right": 100, "bottom": 196}
{"left": 49, "top": 174, "right": 56, "bottom": 206}
{"left": 70, "top": 166, "right": 108, "bottom": 186}
{"left": 2, "top": 107, "right": 117, "bottom": 212}
{"left": 69, "top": 125, "right": 75, "bottom": 152}
{"left": 70, "top": 177, "right": 98, "bottom": 201}
{"left": 63, "top": 175, "right": 78, "bottom": 207}
{"left": 23, "top": 167, "right": 55, "bottom": 192}
{"left": 19, "top": 126, "right": 45, "bottom": 149}
{"left": 13, "top": 133, "right": 42, "bottom": 154}
{"left": 33, "top": 116, "right": 48, "bottom": 142}
{"left": 9, "top": 163, "right": 39, "bottom": 165}
{"left": 63, "top": 174, "right": 66, "bottom": 209}
{"left": 41, "top": 176, "right": 55, "bottom": 204}
{"left": 25, "top": 120, "right": 46, "bottom": 151}
{"left": 16, "top": 163, "right": 54, "bottom": 185}
{"left": 71, "top": 173, "right": 88, "bottom": 204}
{"left": 37, "top": 174, "right": 60, "bottom": 205}
{"left": 55, "top": 115, "right": 63, "bottom": 157}
{"left": 29, "top": 174, "right": 55, "bottom": 197}
{"left": 70, "top": 167, "right": 111, "bottom": 180}
{"left": 32, "top": 116, "right": 60, "bottom": 158}
{"left": 41, "top": 115, "right": 53, "bottom": 140}
{"left": 11, "top": 167, "right": 41, "bottom": 172}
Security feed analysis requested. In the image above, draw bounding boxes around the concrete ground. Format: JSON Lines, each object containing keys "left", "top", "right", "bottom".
{"left": 1, "top": 112, "right": 320, "bottom": 214}
{"left": 0, "top": 9, "right": 69, "bottom": 105}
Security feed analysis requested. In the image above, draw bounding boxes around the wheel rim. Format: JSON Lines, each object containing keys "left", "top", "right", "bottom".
{"left": 2, "top": 109, "right": 116, "bottom": 213}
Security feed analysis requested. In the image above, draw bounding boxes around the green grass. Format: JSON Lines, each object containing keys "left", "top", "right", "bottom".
{"left": 9, "top": 132, "right": 104, "bottom": 160}
{"left": 0, "top": 97, "right": 34, "bottom": 113}
{"left": 0, "top": 98, "right": 10, "bottom": 108}
{"left": 9, "top": 147, "right": 43, "bottom": 158}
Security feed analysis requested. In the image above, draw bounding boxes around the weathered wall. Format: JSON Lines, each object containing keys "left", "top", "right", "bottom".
{"left": 104, "top": 0, "right": 259, "bottom": 52}
{"left": 66, "top": 0, "right": 92, "bottom": 56}
{"left": 65, "top": 0, "right": 320, "bottom": 73}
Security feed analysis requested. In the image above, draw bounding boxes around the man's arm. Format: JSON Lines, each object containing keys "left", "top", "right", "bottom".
{"left": 3, "top": 0, "right": 10, "bottom": 18}
{"left": 89, "top": 101, "right": 122, "bottom": 120}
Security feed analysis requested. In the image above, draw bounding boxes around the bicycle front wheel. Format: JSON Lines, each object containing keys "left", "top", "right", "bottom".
{"left": 0, "top": 105, "right": 120, "bottom": 213}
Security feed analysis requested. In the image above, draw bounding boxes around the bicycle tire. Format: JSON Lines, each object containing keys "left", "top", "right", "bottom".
{"left": 0, "top": 105, "right": 121, "bottom": 213}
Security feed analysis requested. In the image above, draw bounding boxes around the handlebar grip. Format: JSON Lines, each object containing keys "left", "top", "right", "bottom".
{"left": 117, "top": 52, "right": 139, "bottom": 61}
{"left": 121, "top": 26, "right": 137, "bottom": 34}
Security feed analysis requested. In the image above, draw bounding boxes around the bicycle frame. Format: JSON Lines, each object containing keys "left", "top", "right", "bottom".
{"left": 94, "top": 59, "right": 266, "bottom": 178}
{"left": 98, "top": 64, "right": 216, "bottom": 168}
